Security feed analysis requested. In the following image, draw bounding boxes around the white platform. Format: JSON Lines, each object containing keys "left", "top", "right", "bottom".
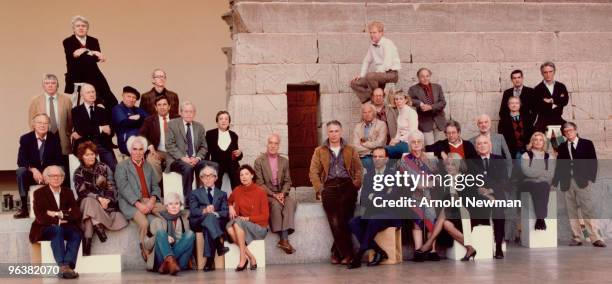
{"left": 34, "top": 241, "right": 122, "bottom": 273}
{"left": 162, "top": 172, "right": 185, "bottom": 209}
{"left": 521, "top": 191, "right": 558, "bottom": 248}
{"left": 224, "top": 240, "right": 266, "bottom": 269}
{"left": 447, "top": 207, "right": 495, "bottom": 260}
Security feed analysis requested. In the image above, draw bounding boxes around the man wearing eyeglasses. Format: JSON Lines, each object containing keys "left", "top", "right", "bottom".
{"left": 140, "top": 68, "right": 180, "bottom": 117}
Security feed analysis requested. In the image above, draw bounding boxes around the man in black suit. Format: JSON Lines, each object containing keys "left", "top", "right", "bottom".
{"left": 71, "top": 83, "right": 117, "bottom": 171}
{"left": 498, "top": 96, "right": 535, "bottom": 159}
{"left": 533, "top": 62, "right": 569, "bottom": 132}
{"left": 139, "top": 95, "right": 177, "bottom": 183}
{"left": 499, "top": 69, "right": 536, "bottom": 119}
{"left": 425, "top": 120, "right": 478, "bottom": 160}
{"left": 15, "top": 114, "right": 63, "bottom": 218}
{"left": 469, "top": 135, "right": 508, "bottom": 259}
{"left": 552, "top": 122, "right": 605, "bottom": 247}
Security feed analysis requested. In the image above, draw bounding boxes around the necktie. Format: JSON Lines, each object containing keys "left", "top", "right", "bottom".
{"left": 483, "top": 158, "right": 489, "bottom": 172}
{"left": 38, "top": 138, "right": 46, "bottom": 162}
{"left": 163, "top": 116, "right": 168, "bottom": 131}
{"left": 48, "top": 97, "right": 58, "bottom": 133}
{"left": 89, "top": 105, "right": 95, "bottom": 120}
{"left": 186, "top": 123, "right": 194, "bottom": 157}
{"left": 570, "top": 142, "right": 577, "bottom": 160}
{"left": 514, "top": 88, "right": 521, "bottom": 97}
{"left": 512, "top": 115, "right": 520, "bottom": 122}
{"left": 207, "top": 188, "right": 214, "bottom": 204}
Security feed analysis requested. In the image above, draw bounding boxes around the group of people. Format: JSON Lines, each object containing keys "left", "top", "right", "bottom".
{"left": 310, "top": 20, "right": 603, "bottom": 269}
{"left": 20, "top": 16, "right": 297, "bottom": 279}
{"left": 16, "top": 15, "right": 604, "bottom": 278}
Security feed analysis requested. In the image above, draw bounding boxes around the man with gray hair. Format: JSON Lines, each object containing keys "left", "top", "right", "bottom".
{"left": 115, "top": 135, "right": 163, "bottom": 262}
{"left": 409, "top": 68, "right": 447, "bottom": 146}
{"left": 28, "top": 74, "right": 73, "bottom": 156}
{"left": 140, "top": 68, "right": 180, "bottom": 117}
{"left": 533, "top": 61, "right": 569, "bottom": 132}
{"left": 166, "top": 101, "right": 213, "bottom": 206}
{"left": 352, "top": 103, "right": 387, "bottom": 170}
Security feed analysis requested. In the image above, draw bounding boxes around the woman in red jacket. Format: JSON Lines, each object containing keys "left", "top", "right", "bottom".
{"left": 226, "top": 165, "right": 269, "bottom": 271}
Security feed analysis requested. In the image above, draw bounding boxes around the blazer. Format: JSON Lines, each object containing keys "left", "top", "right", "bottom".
{"left": 17, "top": 131, "right": 63, "bottom": 171}
{"left": 425, "top": 139, "right": 479, "bottom": 160}
{"left": 552, "top": 138, "right": 598, "bottom": 191}
{"left": 469, "top": 133, "right": 512, "bottom": 177}
{"left": 62, "top": 35, "right": 117, "bottom": 108}
{"left": 72, "top": 103, "right": 114, "bottom": 151}
{"left": 139, "top": 88, "right": 180, "bottom": 118}
{"left": 533, "top": 81, "right": 569, "bottom": 130}
{"left": 115, "top": 159, "right": 162, "bottom": 219}
{"left": 360, "top": 163, "right": 401, "bottom": 217}
{"left": 140, "top": 115, "right": 164, "bottom": 151}
{"left": 382, "top": 105, "right": 398, "bottom": 139}
{"left": 254, "top": 153, "right": 292, "bottom": 196}
{"left": 111, "top": 102, "right": 149, "bottom": 155}
{"left": 468, "top": 154, "right": 508, "bottom": 194}
{"left": 29, "top": 185, "right": 82, "bottom": 243}
{"left": 351, "top": 119, "right": 388, "bottom": 157}
{"left": 188, "top": 186, "right": 229, "bottom": 227}
{"left": 497, "top": 113, "right": 535, "bottom": 158}
{"left": 308, "top": 139, "right": 363, "bottom": 194}
{"left": 28, "top": 93, "right": 73, "bottom": 155}
{"left": 205, "top": 128, "right": 243, "bottom": 172}
{"left": 408, "top": 83, "right": 447, "bottom": 132}
{"left": 165, "top": 118, "right": 208, "bottom": 172}
{"left": 499, "top": 86, "right": 536, "bottom": 118}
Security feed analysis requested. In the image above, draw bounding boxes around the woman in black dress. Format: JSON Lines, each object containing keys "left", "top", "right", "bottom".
{"left": 205, "top": 111, "right": 243, "bottom": 190}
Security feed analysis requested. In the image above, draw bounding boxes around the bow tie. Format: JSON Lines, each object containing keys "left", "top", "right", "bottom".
{"left": 372, "top": 43, "right": 380, "bottom": 48}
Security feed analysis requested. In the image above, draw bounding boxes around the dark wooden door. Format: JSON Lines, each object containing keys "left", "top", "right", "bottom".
{"left": 286, "top": 83, "right": 320, "bottom": 187}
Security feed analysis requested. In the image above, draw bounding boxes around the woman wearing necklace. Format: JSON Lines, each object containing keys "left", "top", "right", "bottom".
{"left": 73, "top": 141, "right": 128, "bottom": 256}
{"left": 205, "top": 111, "right": 243, "bottom": 191}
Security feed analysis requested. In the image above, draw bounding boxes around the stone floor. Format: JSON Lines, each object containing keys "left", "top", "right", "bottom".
{"left": 3, "top": 244, "right": 611, "bottom": 284}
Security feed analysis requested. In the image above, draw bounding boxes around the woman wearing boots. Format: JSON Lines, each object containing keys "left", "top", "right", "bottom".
{"left": 74, "top": 141, "right": 128, "bottom": 255}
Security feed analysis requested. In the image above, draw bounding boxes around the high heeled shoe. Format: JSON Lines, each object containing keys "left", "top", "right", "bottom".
{"left": 460, "top": 248, "right": 477, "bottom": 261}
{"left": 235, "top": 259, "right": 249, "bottom": 272}
{"left": 93, "top": 224, "right": 107, "bottom": 243}
{"left": 250, "top": 263, "right": 258, "bottom": 270}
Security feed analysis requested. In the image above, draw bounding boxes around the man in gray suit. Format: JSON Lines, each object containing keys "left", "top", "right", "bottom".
{"left": 166, "top": 101, "right": 212, "bottom": 206}
{"left": 115, "top": 135, "right": 163, "bottom": 262}
{"left": 408, "top": 68, "right": 447, "bottom": 146}
{"left": 253, "top": 133, "right": 297, "bottom": 254}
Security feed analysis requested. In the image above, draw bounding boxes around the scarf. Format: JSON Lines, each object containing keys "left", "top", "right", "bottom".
{"left": 160, "top": 210, "right": 183, "bottom": 239}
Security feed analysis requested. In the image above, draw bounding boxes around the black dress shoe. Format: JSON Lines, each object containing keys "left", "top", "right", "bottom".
{"left": 535, "top": 219, "right": 547, "bottom": 230}
{"left": 427, "top": 252, "right": 440, "bottom": 261}
{"left": 494, "top": 250, "right": 504, "bottom": 259}
{"left": 593, "top": 240, "right": 607, "bottom": 248}
{"left": 82, "top": 238, "right": 92, "bottom": 256}
{"left": 93, "top": 224, "right": 107, "bottom": 242}
{"left": 367, "top": 250, "right": 388, "bottom": 266}
{"left": 217, "top": 246, "right": 230, "bottom": 256}
{"left": 203, "top": 258, "right": 215, "bottom": 271}
{"left": 347, "top": 258, "right": 362, "bottom": 269}
{"left": 13, "top": 209, "right": 29, "bottom": 219}
{"left": 412, "top": 249, "right": 427, "bottom": 262}
{"left": 569, "top": 240, "right": 583, "bottom": 246}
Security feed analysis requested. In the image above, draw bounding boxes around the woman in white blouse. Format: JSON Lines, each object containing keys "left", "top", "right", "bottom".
{"left": 520, "top": 132, "right": 556, "bottom": 230}
{"left": 205, "top": 111, "right": 243, "bottom": 190}
{"left": 385, "top": 91, "right": 419, "bottom": 158}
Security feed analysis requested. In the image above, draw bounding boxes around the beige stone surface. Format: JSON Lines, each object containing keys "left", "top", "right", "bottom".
{"left": 228, "top": 94, "right": 288, "bottom": 125}
{"left": 556, "top": 62, "right": 612, "bottom": 92}
{"left": 570, "top": 92, "right": 612, "bottom": 120}
{"left": 255, "top": 64, "right": 339, "bottom": 93}
{"left": 317, "top": 33, "right": 369, "bottom": 64}
{"left": 232, "top": 124, "right": 289, "bottom": 165}
{"left": 402, "top": 63, "right": 501, "bottom": 93}
{"left": 233, "top": 33, "right": 318, "bottom": 64}
{"left": 319, "top": 93, "right": 362, "bottom": 143}
{"left": 231, "top": 64, "right": 257, "bottom": 95}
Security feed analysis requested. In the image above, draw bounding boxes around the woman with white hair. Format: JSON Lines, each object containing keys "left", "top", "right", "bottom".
{"left": 144, "top": 192, "right": 194, "bottom": 276}
{"left": 63, "top": 15, "right": 117, "bottom": 110}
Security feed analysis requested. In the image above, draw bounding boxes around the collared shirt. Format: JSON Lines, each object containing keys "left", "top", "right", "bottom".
{"left": 84, "top": 102, "right": 95, "bottom": 118}
{"left": 360, "top": 37, "right": 401, "bottom": 77}
{"left": 51, "top": 188, "right": 61, "bottom": 208}
{"left": 37, "top": 134, "right": 47, "bottom": 148}
{"left": 375, "top": 165, "right": 386, "bottom": 176}
{"left": 568, "top": 137, "right": 579, "bottom": 160}
{"left": 544, "top": 80, "right": 555, "bottom": 95}
{"left": 267, "top": 153, "right": 279, "bottom": 186}
{"left": 77, "top": 36, "right": 87, "bottom": 46}
{"left": 157, "top": 115, "right": 169, "bottom": 151}
{"left": 326, "top": 142, "right": 350, "bottom": 181}
{"left": 44, "top": 93, "right": 60, "bottom": 128}
{"left": 183, "top": 120, "right": 196, "bottom": 156}
{"left": 218, "top": 129, "right": 231, "bottom": 151}
{"left": 513, "top": 86, "right": 523, "bottom": 97}
{"left": 363, "top": 120, "right": 374, "bottom": 139}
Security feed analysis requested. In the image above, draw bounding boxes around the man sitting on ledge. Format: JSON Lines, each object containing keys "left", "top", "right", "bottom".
{"left": 29, "top": 165, "right": 81, "bottom": 279}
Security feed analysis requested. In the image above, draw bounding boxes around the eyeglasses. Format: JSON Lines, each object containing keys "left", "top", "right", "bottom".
{"left": 47, "top": 174, "right": 64, "bottom": 178}
{"left": 153, "top": 75, "right": 166, "bottom": 79}
{"left": 201, "top": 174, "right": 217, "bottom": 178}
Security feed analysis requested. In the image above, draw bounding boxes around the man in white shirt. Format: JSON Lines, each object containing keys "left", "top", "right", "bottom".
{"left": 140, "top": 95, "right": 174, "bottom": 183}
{"left": 350, "top": 21, "right": 401, "bottom": 103}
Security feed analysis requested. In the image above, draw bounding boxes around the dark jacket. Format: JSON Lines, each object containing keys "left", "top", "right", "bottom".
{"left": 17, "top": 131, "right": 63, "bottom": 171}
{"left": 425, "top": 139, "right": 479, "bottom": 160}
{"left": 140, "top": 115, "right": 163, "bottom": 151}
{"left": 139, "top": 88, "right": 180, "bottom": 118}
{"left": 111, "top": 102, "right": 148, "bottom": 155}
{"left": 188, "top": 186, "right": 229, "bottom": 231}
{"left": 29, "top": 186, "right": 82, "bottom": 243}
{"left": 553, "top": 138, "right": 598, "bottom": 191}
{"left": 205, "top": 129, "right": 243, "bottom": 172}
{"left": 499, "top": 86, "right": 536, "bottom": 118}
{"left": 468, "top": 154, "right": 508, "bottom": 195}
{"left": 408, "top": 83, "right": 447, "bottom": 132}
{"left": 533, "top": 81, "right": 569, "bottom": 131}
{"left": 497, "top": 113, "right": 535, "bottom": 158}
{"left": 72, "top": 103, "right": 114, "bottom": 151}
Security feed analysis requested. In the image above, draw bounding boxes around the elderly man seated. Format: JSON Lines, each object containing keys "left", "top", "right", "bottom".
{"left": 29, "top": 166, "right": 81, "bottom": 279}
{"left": 115, "top": 135, "right": 163, "bottom": 262}
{"left": 352, "top": 103, "right": 387, "bottom": 170}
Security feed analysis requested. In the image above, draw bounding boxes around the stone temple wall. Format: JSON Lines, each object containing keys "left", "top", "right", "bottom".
{"left": 225, "top": 0, "right": 612, "bottom": 166}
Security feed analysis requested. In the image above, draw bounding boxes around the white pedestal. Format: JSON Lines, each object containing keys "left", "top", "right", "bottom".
{"left": 521, "top": 191, "right": 558, "bottom": 248}
{"left": 469, "top": 225, "right": 494, "bottom": 260}
{"left": 162, "top": 172, "right": 185, "bottom": 209}
{"left": 37, "top": 241, "right": 121, "bottom": 273}
{"left": 224, "top": 240, "right": 266, "bottom": 269}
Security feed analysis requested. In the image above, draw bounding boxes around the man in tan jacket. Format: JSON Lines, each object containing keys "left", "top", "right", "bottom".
{"left": 309, "top": 120, "right": 362, "bottom": 265}
{"left": 352, "top": 103, "right": 387, "bottom": 170}
{"left": 28, "top": 74, "right": 73, "bottom": 156}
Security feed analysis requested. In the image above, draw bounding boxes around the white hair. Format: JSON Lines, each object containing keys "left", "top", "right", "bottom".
{"left": 126, "top": 136, "right": 149, "bottom": 153}
{"left": 476, "top": 114, "right": 491, "bottom": 123}
{"left": 42, "top": 74, "right": 59, "bottom": 84}
{"left": 180, "top": 101, "right": 196, "bottom": 112}
{"left": 71, "top": 15, "right": 89, "bottom": 27}
{"left": 164, "top": 192, "right": 182, "bottom": 206}
{"left": 43, "top": 165, "right": 65, "bottom": 178}
{"left": 409, "top": 130, "right": 425, "bottom": 143}
{"left": 267, "top": 133, "right": 281, "bottom": 143}
{"left": 151, "top": 68, "right": 167, "bottom": 78}
{"left": 199, "top": 165, "right": 218, "bottom": 178}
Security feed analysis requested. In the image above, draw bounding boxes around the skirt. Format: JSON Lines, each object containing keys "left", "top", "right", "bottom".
{"left": 80, "top": 197, "right": 129, "bottom": 231}
{"left": 227, "top": 219, "right": 268, "bottom": 245}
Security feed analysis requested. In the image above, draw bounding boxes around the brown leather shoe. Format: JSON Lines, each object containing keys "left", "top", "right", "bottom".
{"left": 166, "top": 256, "right": 181, "bottom": 276}
{"left": 59, "top": 265, "right": 78, "bottom": 279}
{"left": 158, "top": 257, "right": 170, "bottom": 274}
{"left": 13, "top": 209, "right": 29, "bottom": 219}
{"left": 340, "top": 257, "right": 352, "bottom": 265}
{"left": 593, "top": 240, "right": 607, "bottom": 248}
{"left": 330, "top": 254, "right": 340, "bottom": 264}
{"left": 277, "top": 240, "right": 296, "bottom": 254}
